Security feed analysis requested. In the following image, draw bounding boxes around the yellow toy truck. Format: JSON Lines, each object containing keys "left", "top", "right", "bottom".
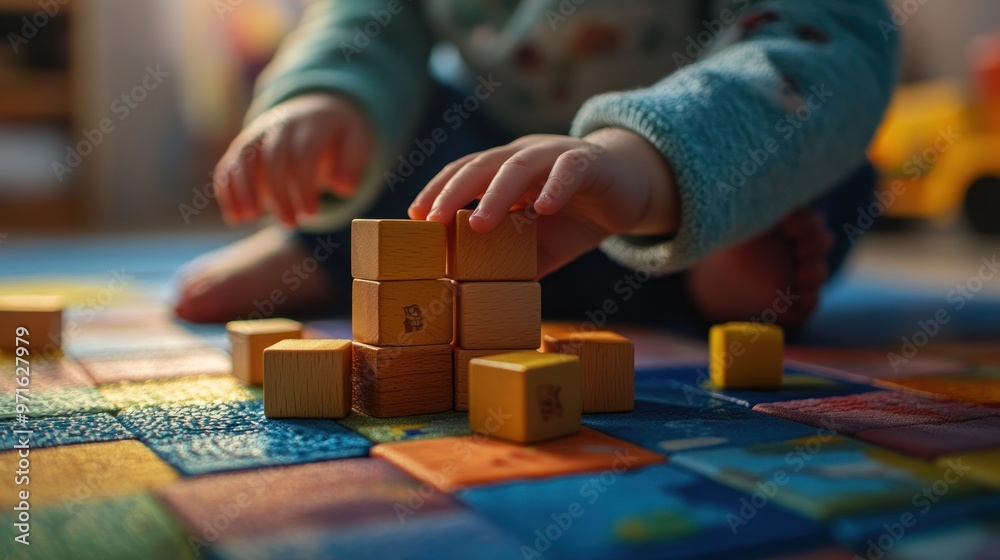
{"left": 869, "top": 34, "right": 1000, "bottom": 234}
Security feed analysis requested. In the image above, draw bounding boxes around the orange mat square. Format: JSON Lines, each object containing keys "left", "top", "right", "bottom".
{"left": 372, "top": 427, "right": 665, "bottom": 492}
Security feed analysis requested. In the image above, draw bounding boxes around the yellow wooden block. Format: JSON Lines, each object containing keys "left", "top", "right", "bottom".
{"left": 454, "top": 281, "right": 540, "bottom": 350}
{"left": 709, "top": 322, "right": 784, "bottom": 389}
{"left": 351, "top": 219, "right": 446, "bottom": 281}
{"left": 469, "top": 351, "right": 581, "bottom": 444}
{"left": 226, "top": 318, "right": 303, "bottom": 385}
{"left": 0, "top": 295, "right": 64, "bottom": 354}
{"left": 453, "top": 347, "right": 522, "bottom": 411}
{"left": 352, "top": 342, "right": 452, "bottom": 418}
{"left": 263, "top": 339, "right": 352, "bottom": 419}
{"left": 447, "top": 209, "right": 536, "bottom": 281}
{"left": 0, "top": 440, "right": 178, "bottom": 508}
{"left": 541, "top": 331, "right": 634, "bottom": 413}
{"left": 937, "top": 449, "right": 1000, "bottom": 489}
{"left": 352, "top": 279, "right": 453, "bottom": 346}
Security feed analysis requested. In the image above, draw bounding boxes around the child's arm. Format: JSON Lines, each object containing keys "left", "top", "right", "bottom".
{"left": 412, "top": 0, "right": 898, "bottom": 276}
{"left": 218, "top": 1, "right": 434, "bottom": 228}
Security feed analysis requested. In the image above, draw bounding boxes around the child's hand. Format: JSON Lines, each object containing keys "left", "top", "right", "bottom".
{"left": 214, "top": 93, "right": 374, "bottom": 227}
{"left": 408, "top": 129, "right": 679, "bottom": 276}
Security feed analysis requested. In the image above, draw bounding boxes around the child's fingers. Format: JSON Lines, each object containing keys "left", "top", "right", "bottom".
{"left": 331, "top": 123, "right": 371, "bottom": 195}
{"left": 409, "top": 152, "right": 480, "bottom": 220}
{"left": 213, "top": 166, "right": 241, "bottom": 225}
{"left": 259, "top": 133, "right": 298, "bottom": 227}
{"left": 534, "top": 148, "right": 607, "bottom": 215}
{"left": 289, "top": 127, "right": 322, "bottom": 217}
{"left": 471, "top": 146, "right": 565, "bottom": 232}
{"left": 426, "top": 148, "right": 519, "bottom": 222}
{"left": 231, "top": 144, "right": 264, "bottom": 220}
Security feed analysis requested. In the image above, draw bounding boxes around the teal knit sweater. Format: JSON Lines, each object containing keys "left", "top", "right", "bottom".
{"left": 248, "top": 0, "right": 899, "bottom": 274}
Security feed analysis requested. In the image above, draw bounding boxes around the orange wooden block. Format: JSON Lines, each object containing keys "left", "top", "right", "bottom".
{"left": 447, "top": 209, "right": 536, "bottom": 281}
{"left": 352, "top": 279, "right": 453, "bottom": 346}
{"left": 453, "top": 347, "right": 522, "bottom": 411}
{"left": 352, "top": 342, "right": 452, "bottom": 418}
{"left": 0, "top": 295, "right": 64, "bottom": 354}
{"left": 454, "top": 281, "right": 540, "bottom": 349}
{"left": 469, "top": 351, "right": 581, "bottom": 443}
{"left": 226, "top": 318, "right": 303, "bottom": 385}
{"left": 263, "top": 339, "right": 352, "bottom": 419}
{"left": 372, "top": 427, "right": 665, "bottom": 492}
{"left": 351, "top": 219, "right": 446, "bottom": 281}
{"left": 541, "top": 331, "right": 635, "bottom": 413}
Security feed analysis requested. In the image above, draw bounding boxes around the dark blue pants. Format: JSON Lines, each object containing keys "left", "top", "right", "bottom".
{"left": 299, "top": 85, "right": 875, "bottom": 333}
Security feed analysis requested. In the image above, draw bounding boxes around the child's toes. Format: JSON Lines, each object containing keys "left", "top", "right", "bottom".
{"left": 795, "top": 258, "right": 829, "bottom": 287}
{"left": 780, "top": 208, "right": 825, "bottom": 238}
{"left": 796, "top": 227, "right": 835, "bottom": 260}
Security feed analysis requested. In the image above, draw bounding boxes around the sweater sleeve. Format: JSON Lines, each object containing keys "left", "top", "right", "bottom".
{"left": 570, "top": 0, "right": 899, "bottom": 275}
{"left": 247, "top": 0, "right": 434, "bottom": 232}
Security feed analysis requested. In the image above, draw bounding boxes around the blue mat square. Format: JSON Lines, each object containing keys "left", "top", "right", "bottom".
{"left": 458, "top": 464, "right": 824, "bottom": 560}
{"left": 0, "top": 413, "right": 133, "bottom": 451}
{"left": 118, "top": 401, "right": 371, "bottom": 475}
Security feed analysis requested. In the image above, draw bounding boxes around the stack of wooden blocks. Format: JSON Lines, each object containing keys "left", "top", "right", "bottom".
{"left": 253, "top": 210, "right": 636, "bottom": 446}
{"left": 350, "top": 219, "right": 454, "bottom": 418}
{"left": 449, "top": 209, "right": 541, "bottom": 411}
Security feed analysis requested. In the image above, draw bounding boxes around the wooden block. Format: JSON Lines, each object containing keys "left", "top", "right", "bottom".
{"left": 0, "top": 295, "right": 64, "bottom": 354}
{"left": 454, "top": 281, "right": 540, "bottom": 349}
{"left": 453, "top": 347, "right": 522, "bottom": 411}
{"left": 541, "top": 331, "right": 635, "bottom": 413}
{"left": 447, "top": 209, "right": 536, "bottom": 281}
{"left": 469, "top": 351, "right": 581, "bottom": 444}
{"left": 352, "top": 342, "right": 452, "bottom": 418}
{"left": 709, "top": 322, "right": 783, "bottom": 389}
{"left": 352, "top": 279, "right": 453, "bottom": 346}
{"left": 263, "top": 339, "right": 352, "bottom": 419}
{"left": 351, "top": 219, "right": 446, "bottom": 280}
{"left": 226, "top": 318, "right": 303, "bottom": 384}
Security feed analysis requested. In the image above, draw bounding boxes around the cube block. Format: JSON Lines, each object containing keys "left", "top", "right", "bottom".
{"left": 227, "top": 318, "right": 304, "bottom": 384}
{"left": 469, "top": 351, "right": 581, "bottom": 443}
{"left": 541, "top": 331, "right": 634, "bottom": 413}
{"left": 352, "top": 219, "right": 446, "bottom": 281}
{"left": 0, "top": 295, "right": 64, "bottom": 354}
{"left": 453, "top": 347, "right": 522, "bottom": 411}
{"left": 352, "top": 342, "right": 452, "bottom": 418}
{"left": 263, "top": 339, "right": 352, "bottom": 419}
{"left": 352, "top": 279, "right": 453, "bottom": 346}
{"left": 709, "top": 322, "right": 784, "bottom": 389}
{"left": 454, "top": 281, "right": 540, "bottom": 349}
{"left": 447, "top": 209, "right": 536, "bottom": 281}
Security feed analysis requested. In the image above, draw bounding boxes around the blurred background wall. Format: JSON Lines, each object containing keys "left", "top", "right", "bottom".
{"left": 0, "top": 0, "right": 997, "bottom": 233}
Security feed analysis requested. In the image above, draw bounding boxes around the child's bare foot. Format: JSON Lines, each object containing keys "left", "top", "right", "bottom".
{"left": 173, "top": 225, "right": 334, "bottom": 323}
{"left": 686, "top": 208, "right": 834, "bottom": 328}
